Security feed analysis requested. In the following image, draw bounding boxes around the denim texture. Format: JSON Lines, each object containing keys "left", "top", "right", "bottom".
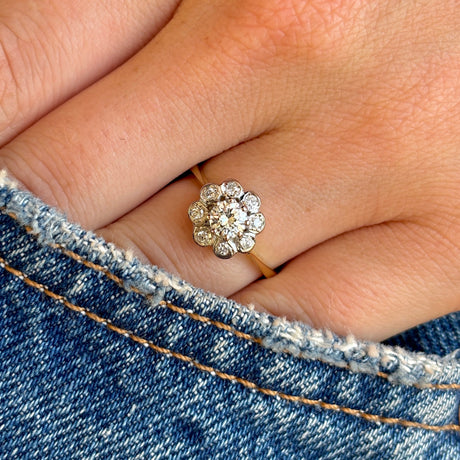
{"left": 0, "top": 171, "right": 459, "bottom": 459}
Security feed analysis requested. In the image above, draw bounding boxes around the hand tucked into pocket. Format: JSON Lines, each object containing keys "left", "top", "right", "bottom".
{"left": 1, "top": 0, "right": 459, "bottom": 340}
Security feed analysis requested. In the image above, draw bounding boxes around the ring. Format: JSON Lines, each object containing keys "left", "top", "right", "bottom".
{"left": 188, "top": 179, "right": 265, "bottom": 259}
{"left": 188, "top": 166, "right": 276, "bottom": 278}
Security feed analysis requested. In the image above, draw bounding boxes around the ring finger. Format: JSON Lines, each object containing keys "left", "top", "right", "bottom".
{"left": 97, "top": 127, "right": 426, "bottom": 296}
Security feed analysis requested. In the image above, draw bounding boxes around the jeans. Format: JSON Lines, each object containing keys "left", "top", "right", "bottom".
{"left": 0, "top": 172, "right": 459, "bottom": 459}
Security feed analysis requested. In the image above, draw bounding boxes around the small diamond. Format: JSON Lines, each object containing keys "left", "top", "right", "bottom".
{"left": 213, "top": 241, "right": 236, "bottom": 259}
{"left": 221, "top": 180, "right": 243, "bottom": 198}
{"left": 242, "top": 192, "right": 260, "bottom": 213}
{"left": 247, "top": 213, "right": 265, "bottom": 233}
{"left": 238, "top": 234, "right": 255, "bottom": 252}
{"left": 193, "top": 227, "right": 214, "bottom": 246}
{"left": 200, "top": 184, "right": 221, "bottom": 203}
{"left": 188, "top": 201, "right": 208, "bottom": 224}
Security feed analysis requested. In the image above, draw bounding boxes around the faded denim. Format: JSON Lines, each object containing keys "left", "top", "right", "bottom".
{"left": 0, "top": 171, "right": 459, "bottom": 459}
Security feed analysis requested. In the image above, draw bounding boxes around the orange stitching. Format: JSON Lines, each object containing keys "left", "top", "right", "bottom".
{"left": 158, "top": 301, "right": 460, "bottom": 390}
{"left": 0, "top": 256, "right": 459, "bottom": 433}
{"left": 3, "top": 208, "right": 460, "bottom": 391}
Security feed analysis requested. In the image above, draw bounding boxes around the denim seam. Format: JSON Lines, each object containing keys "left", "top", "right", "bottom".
{"left": 4, "top": 209, "right": 458, "bottom": 392}
{"left": 1, "top": 254, "right": 459, "bottom": 434}
{"left": 0, "top": 173, "right": 458, "bottom": 387}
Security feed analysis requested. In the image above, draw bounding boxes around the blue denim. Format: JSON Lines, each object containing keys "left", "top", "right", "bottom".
{"left": 0, "top": 172, "right": 459, "bottom": 459}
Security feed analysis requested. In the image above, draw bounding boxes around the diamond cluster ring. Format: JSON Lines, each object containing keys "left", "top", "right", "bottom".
{"left": 188, "top": 180, "right": 265, "bottom": 259}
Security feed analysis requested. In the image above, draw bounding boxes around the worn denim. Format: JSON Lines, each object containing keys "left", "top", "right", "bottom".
{"left": 0, "top": 172, "right": 459, "bottom": 459}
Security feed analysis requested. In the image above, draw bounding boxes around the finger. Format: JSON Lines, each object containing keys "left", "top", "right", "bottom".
{"left": 98, "top": 175, "right": 262, "bottom": 296}
{"left": 0, "top": 0, "right": 180, "bottom": 144}
{"left": 0, "top": 0, "right": 324, "bottom": 228}
{"left": 198, "top": 127, "right": 429, "bottom": 267}
{"left": 98, "top": 120, "right": 435, "bottom": 297}
{"left": 231, "top": 220, "right": 460, "bottom": 341}
{"left": 1, "top": 0, "right": 455, "bottom": 232}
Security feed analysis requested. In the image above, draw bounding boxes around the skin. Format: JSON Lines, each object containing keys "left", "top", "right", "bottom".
{"left": 0, "top": 0, "right": 459, "bottom": 341}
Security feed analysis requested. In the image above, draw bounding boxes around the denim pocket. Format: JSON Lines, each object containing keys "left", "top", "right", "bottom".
{"left": 1, "top": 172, "right": 459, "bottom": 459}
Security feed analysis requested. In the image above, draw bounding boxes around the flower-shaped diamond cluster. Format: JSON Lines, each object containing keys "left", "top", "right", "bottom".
{"left": 188, "top": 180, "right": 265, "bottom": 259}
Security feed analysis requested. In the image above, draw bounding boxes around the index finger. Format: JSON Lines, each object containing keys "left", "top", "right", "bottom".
{"left": 0, "top": 0, "right": 180, "bottom": 145}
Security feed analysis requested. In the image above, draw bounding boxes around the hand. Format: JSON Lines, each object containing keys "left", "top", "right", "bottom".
{"left": 1, "top": 0, "right": 459, "bottom": 341}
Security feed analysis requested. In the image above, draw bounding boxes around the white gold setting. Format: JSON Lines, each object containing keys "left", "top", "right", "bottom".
{"left": 189, "top": 180, "right": 265, "bottom": 259}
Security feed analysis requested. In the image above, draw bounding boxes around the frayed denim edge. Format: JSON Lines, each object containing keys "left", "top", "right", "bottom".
{"left": 1, "top": 170, "right": 458, "bottom": 387}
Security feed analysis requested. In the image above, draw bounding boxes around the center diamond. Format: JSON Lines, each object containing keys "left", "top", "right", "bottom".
{"left": 209, "top": 199, "right": 248, "bottom": 240}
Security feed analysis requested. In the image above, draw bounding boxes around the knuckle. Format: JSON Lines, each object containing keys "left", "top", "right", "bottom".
{"left": 388, "top": 55, "right": 460, "bottom": 134}
{"left": 214, "top": 0, "right": 360, "bottom": 63}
